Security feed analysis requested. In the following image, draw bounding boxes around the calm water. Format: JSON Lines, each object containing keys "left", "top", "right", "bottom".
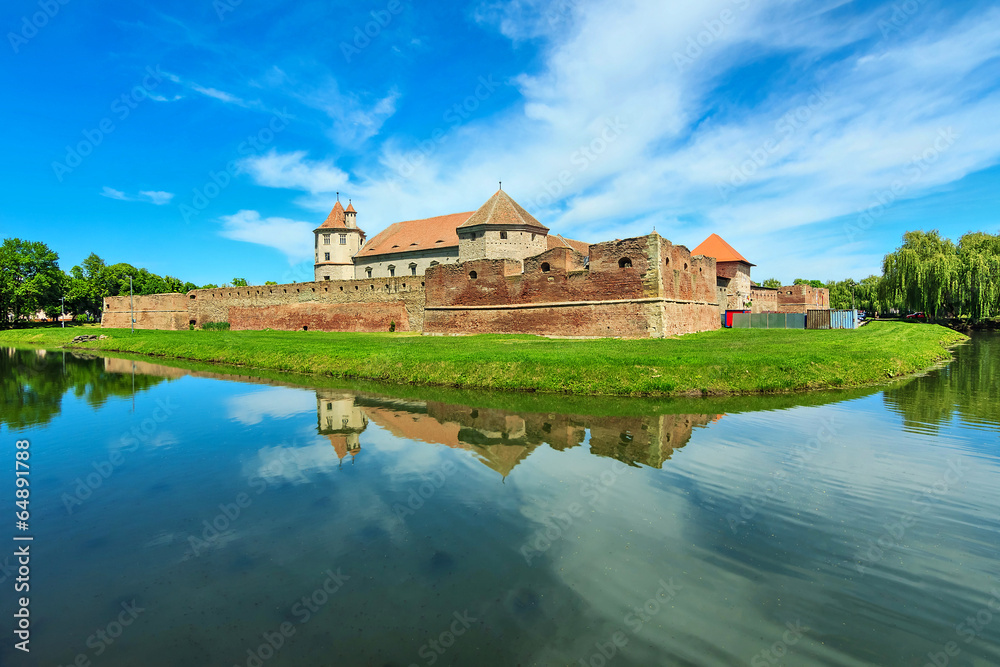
{"left": 0, "top": 335, "right": 998, "bottom": 666}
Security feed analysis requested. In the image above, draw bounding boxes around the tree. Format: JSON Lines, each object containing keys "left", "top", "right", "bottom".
{"left": 793, "top": 278, "right": 825, "bottom": 288}
{"left": 760, "top": 278, "right": 782, "bottom": 289}
{"left": 231, "top": 278, "right": 249, "bottom": 287}
{"left": 881, "top": 230, "right": 960, "bottom": 321}
{"left": 0, "top": 238, "right": 63, "bottom": 327}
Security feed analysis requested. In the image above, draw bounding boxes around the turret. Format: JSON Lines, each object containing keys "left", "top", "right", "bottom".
{"left": 457, "top": 188, "right": 549, "bottom": 264}
{"left": 314, "top": 195, "right": 365, "bottom": 282}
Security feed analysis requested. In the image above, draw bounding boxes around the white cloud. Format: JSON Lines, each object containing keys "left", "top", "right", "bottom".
{"left": 238, "top": 150, "right": 350, "bottom": 195}
{"left": 101, "top": 187, "right": 175, "bottom": 205}
{"left": 236, "top": 0, "right": 1000, "bottom": 278}
{"left": 219, "top": 209, "right": 316, "bottom": 263}
{"left": 139, "top": 190, "right": 175, "bottom": 205}
{"left": 226, "top": 387, "right": 315, "bottom": 425}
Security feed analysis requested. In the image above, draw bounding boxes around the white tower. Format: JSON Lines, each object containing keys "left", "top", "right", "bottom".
{"left": 314, "top": 197, "right": 365, "bottom": 281}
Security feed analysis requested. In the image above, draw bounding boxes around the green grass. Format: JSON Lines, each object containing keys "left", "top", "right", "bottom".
{"left": 0, "top": 322, "right": 967, "bottom": 397}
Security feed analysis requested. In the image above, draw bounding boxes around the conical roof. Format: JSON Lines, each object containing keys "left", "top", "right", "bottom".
{"left": 345, "top": 201, "right": 356, "bottom": 213}
{"left": 691, "top": 233, "right": 754, "bottom": 265}
{"left": 317, "top": 201, "right": 348, "bottom": 230}
{"left": 459, "top": 189, "right": 548, "bottom": 232}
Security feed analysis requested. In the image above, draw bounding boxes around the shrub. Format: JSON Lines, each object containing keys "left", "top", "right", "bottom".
{"left": 389, "top": 320, "right": 396, "bottom": 332}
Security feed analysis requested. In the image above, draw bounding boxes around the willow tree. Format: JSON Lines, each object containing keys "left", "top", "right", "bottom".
{"left": 955, "top": 232, "right": 1000, "bottom": 321}
{"left": 881, "top": 230, "right": 960, "bottom": 321}
{"left": 881, "top": 230, "right": 1000, "bottom": 322}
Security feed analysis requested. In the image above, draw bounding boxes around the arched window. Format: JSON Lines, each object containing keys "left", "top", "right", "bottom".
{"left": 541, "top": 262, "right": 550, "bottom": 273}
{"left": 619, "top": 257, "right": 632, "bottom": 268}
{"left": 469, "top": 271, "right": 478, "bottom": 280}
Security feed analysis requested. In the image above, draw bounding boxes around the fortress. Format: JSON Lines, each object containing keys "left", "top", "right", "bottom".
{"left": 103, "top": 189, "right": 827, "bottom": 337}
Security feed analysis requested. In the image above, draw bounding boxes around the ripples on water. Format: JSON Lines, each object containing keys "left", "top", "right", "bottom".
{"left": 0, "top": 335, "right": 997, "bottom": 666}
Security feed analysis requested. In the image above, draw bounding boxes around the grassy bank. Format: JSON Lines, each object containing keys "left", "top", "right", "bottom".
{"left": 0, "top": 322, "right": 966, "bottom": 397}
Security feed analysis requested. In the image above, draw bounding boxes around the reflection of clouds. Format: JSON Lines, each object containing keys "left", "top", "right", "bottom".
{"left": 249, "top": 440, "right": 344, "bottom": 484}
{"left": 225, "top": 387, "right": 315, "bottom": 425}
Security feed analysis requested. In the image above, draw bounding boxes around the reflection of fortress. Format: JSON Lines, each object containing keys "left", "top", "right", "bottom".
{"left": 317, "top": 389, "right": 721, "bottom": 476}
{"left": 99, "top": 357, "right": 720, "bottom": 476}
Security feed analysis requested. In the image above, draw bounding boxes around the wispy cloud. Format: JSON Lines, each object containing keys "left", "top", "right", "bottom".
{"left": 218, "top": 210, "right": 316, "bottom": 263}
{"left": 232, "top": 0, "right": 1000, "bottom": 279}
{"left": 101, "top": 187, "right": 175, "bottom": 205}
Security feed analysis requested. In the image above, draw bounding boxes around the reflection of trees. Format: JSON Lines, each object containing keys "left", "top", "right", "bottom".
{"left": 0, "top": 348, "right": 167, "bottom": 430}
{"left": 883, "top": 334, "right": 999, "bottom": 432}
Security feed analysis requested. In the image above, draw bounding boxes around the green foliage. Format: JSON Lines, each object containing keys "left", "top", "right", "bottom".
{"left": 265, "top": 281, "right": 278, "bottom": 285}
{"left": 793, "top": 278, "right": 825, "bottom": 288}
{"left": 0, "top": 238, "right": 63, "bottom": 327}
{"left": 760, "top": 278, "right": 782, "bottom": 289}
{"left": 389, "top": 320, "right": 396, "bottom": 332}
{"left": 231, "top": 278, "right": 249, "bottom": 287}
{"left": 0, "top": 347, "right": 166, "bottom": 429}
{"left": 201, "top": 322, "right": 231, "bottom": 330}
{"left": 881, "top": 230, "right": 1000, "bottom": 322}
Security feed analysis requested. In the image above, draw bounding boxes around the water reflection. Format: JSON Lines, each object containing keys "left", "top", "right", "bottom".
{"left": 0, "top": 347, "right": 167, "bottom": 429}
{"left": 883, "top": 332, "right": 1000, "bottom": 434}
{"left": 2, "top": 339, "right": 999, "bottom": 666}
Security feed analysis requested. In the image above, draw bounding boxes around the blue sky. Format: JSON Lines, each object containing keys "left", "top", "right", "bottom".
{"left": 1, "top": 0, "right": 998, "bottom": 286}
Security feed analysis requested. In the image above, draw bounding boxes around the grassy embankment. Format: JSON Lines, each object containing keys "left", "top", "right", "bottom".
{"left": 0, "top": 321, "right": 966, "bottom": 397}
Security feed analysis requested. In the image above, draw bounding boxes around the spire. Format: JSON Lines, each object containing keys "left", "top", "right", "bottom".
{"left": 317, "top": 200, "right": 347, "bottom": 229}
{"left": 345, "top": 199, "right": 356, "bottom": 213}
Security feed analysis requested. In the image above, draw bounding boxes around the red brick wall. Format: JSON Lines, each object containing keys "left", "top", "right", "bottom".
{"left": 229, "top": 302, "right": 409, "bottom": 332}
{"left": 750, "top": 287, "right": 779, "bottom": 313}
{"left": 777, "top": 285, "right": 830, "bottom": 313}
{"left": 424, "top": 233, "right": 721, "bottom": 338}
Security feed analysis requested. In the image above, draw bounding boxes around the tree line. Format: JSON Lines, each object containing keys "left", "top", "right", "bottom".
{"left": 0, "top": 238, "right": 212, "bottom": 327}
{"left": 759, "top": 230, "right": 1000, "bottom": 322}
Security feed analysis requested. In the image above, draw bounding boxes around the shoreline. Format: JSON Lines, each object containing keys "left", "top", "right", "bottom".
{"left": 0, "top": 322, "right": 967, "bottom": 398}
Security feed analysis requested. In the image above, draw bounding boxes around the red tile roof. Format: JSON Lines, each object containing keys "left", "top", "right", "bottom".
{"left": 356, "top": 212, "right": 474, "bottom": 258}
{"left": 547, "top": 234, "right": 590, "bottom": 256}
{"left": 691, "top": 233, "right": 754, "bottom": 265}
{"left": 459, "top": 189, "right": 549, "bottom": 231}
{"left": 317, "top": 201, "right": 348, "bottom": 230}
{"left": 345, "top": 201, "right": 356, "bottom": 213}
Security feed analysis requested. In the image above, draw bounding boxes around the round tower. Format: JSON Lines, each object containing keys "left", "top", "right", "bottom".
{"left": 314, "top": 197, "right": 365, "bottom": 281}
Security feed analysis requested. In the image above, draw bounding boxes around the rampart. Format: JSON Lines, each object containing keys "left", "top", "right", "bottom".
{"left": 187, "top": 278, "right": 427, "bottom": 332}
{"left": 101, "top": 233, "right": 722, "bottom": 338}
{"left": 102, "top": 293, "right": 189, "bottom": 330}
{"left": 423, "top": 234, "right": 720, "bottom": 337}
{"left": 777, "top": 284, "right": 830, "bottom": 313}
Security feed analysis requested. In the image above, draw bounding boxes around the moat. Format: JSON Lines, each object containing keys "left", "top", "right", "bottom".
{"left": 0, "top": 335, "right": 997, "bottom": 666}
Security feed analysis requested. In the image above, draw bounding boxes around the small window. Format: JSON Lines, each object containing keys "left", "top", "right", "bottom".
{"left": 665, "top": 257, "right": 670, "bottom": 266}
{"left": 469, "top": 271, "right": 478, "bottom": 280}
{"left": 500, "top": 231, "right": 508, "bottom": 240}
{"left": 684, "top": 263, "right": 688, "bottom": 270}
{"left": 324, "top": 276, "right": 330, "bottom": 281}
{"left": 410, "top": 264, "right": 417, "bottom": 276}
{"left": 339, "top": 234, "right": 347, "bottom": 245}
{"left": 619, "top": 258, "right": 632, "bottom": 268}
{"left": 388, "top": 265, "right": 395, "bottom": 277}
{"left": 366, "top": 268, "right": 372, "bottom": 278}
{"left": 324, "top": 234, "right": 331, "bottom": 245}
{"left": 324, "top": 252, "right": 330, "bottom": 261}
{"left": 541, "top": 262, "right": 550, "bottom": 273}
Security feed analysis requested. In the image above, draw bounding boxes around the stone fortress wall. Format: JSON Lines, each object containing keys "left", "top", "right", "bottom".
{"left": 103, "top": 232, "right": 723, "bottom": 338}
